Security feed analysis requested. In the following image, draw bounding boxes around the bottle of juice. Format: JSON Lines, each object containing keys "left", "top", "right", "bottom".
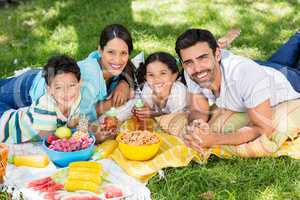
{"left": 0, "top": 143, "right": 9, "bottom": 183}
{"left": 8, "top": 154, "right": 49, "bottom": 168}
{"left": 133, "top": 98, "right": 154, "bottom": 131}
{"left": 103, "top": 107, "right": 118, "bottom": 130}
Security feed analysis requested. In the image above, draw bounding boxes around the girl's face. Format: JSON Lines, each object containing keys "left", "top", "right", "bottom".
{"left": 145, "top": 61, "right": 178, "bottom": 94}
{"left": 99, "top": 38, "right": 129, "bottom": 76}
{"left": 47, "top": 73, "right": 81, "bottom": 109}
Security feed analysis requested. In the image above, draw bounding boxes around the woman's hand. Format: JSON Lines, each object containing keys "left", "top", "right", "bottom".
{"left": 112, "top": 80, "right": 130, "bottom": 107}
{"left": 90, "top": 123, "right": 117, "bottom": 144}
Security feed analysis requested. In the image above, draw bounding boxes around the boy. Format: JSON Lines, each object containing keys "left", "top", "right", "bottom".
{"left": 0, "top": 55, "right": 81, "bottom": 143}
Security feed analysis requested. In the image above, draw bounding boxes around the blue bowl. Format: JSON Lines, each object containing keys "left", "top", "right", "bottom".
{"left": 42, "top": 134, "right": 95, "bottom": 167}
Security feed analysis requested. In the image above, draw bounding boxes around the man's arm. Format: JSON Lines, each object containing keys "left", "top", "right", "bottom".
{"left": 187, "top": 93, "right": 210, "bottom": 123}
{"left": 185, "top": 99, "right": 274, "bottom": 148}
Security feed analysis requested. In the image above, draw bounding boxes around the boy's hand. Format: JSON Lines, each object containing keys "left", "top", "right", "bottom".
{"left": 112, "top": 80, "right": 130, "bottom": 107}
{"left": 132, "top": 104, "right": 153, "bottom": 120}
{"left": 67, "top": 116, "right": 80, "bottom": 128}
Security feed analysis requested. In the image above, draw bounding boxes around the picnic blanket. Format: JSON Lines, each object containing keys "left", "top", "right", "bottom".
{"left": 110, "top": 99, "right": 300, "bottom": 182}
{"left": 3, "top": 143, "right": 151, "bottom": 200}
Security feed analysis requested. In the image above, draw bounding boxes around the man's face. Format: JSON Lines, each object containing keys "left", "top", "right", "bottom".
{"left": 180, "top": 42, "right": 221, "bottom": 88}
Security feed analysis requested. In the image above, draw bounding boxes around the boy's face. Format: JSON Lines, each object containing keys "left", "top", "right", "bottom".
{"left": 180, "top": 42, "right": 221, "bottom": 89}
{"left": 47, "top": 73, "right": 81, "bottom": 109}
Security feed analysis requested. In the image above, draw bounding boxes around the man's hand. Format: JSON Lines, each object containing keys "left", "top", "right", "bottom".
{"left": 184, "top": 119, "right": 214, "bottom": 152}
{"left": 112, "top": 80, "right": 130, "bottom": 107}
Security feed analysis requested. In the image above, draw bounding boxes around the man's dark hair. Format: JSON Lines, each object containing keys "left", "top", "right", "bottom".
{"left": 42, "top": 55, "right": 81, "bottom": 85}
{"left": 175, "top": 28, "right": 219, "bottom": 59}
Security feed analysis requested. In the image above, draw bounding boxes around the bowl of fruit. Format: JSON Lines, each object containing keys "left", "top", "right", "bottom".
{"left": 42, "top": 126, "right": 95, "bottom": 167}
{"left": 116, "top": 130, "right": 161, "bottom": 161}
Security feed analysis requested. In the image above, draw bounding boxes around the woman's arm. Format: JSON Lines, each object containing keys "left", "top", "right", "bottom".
{"left": 96, "top": 98, "right": 113, "bottom": 117}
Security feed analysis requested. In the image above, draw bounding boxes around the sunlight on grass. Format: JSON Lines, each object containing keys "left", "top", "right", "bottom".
{"left": 230, "top": 46, "right": 263, "bottom": 59}
{"left": 255, "top": 186, "right": 280, "bottom": 200}
{"left": 253, "top": 2, "right": 293, "bottom": 18}
{"left": 132, "top": 0, "right": 189, "bottom": 25}
{"left": 0, "top": 34, "right": 8, "bottom": 44}
{"left": 47, "top": 25, "right": 78, "bottom": 55}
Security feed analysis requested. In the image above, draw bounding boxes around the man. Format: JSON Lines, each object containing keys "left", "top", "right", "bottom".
{"left": 175, "top": 28, "right": 300, "bottom": 152}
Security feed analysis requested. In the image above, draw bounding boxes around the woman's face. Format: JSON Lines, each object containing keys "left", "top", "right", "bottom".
{"left": 99, "top": 38, "right": 129, "bottom": 76}
{"left": 47, "top": 73, "right": 81, "bottom": 109}
{"left": 146, "top": 61, "right": 178, "bottom": 95}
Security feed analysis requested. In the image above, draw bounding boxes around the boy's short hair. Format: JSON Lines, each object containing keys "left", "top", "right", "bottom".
{"left": 175, "top": 28, "right": 219, "bottom": 59}
{"left": 42, "top": 55, "right": 81, "bottom": 85}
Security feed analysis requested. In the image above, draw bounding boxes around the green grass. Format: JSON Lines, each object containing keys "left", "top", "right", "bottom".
{"left": 1, "top": 0, "right": 300, "bottom": 199}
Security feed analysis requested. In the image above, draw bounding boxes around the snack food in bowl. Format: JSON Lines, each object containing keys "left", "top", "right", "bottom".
{"left": 42, "top": 131, "right": 95, "bottom": 167}
{"left": 117, "top": 130, "right": 161, "bottom": 161}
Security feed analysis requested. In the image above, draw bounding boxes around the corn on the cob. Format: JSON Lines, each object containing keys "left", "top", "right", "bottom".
{"left": 64, "top": 179, "right": 99, "bottom": 193}
{"left": 68, "top": 170, "right": 102, "bottom": 184}
{"left": 69, "top": 161, "right": 102, "bottom": 170}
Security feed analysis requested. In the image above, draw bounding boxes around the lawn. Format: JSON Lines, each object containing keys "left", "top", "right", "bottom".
{"left": 1, "top": 0, "right": 300, "bottom": 199}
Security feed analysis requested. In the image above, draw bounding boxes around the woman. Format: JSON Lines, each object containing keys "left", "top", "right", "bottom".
{"left": 0, "top": 24, "right": 135, "bottom": 123}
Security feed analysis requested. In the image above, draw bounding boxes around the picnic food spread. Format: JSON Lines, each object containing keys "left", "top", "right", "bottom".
{"left": 103, "top": 108, "right": 118, "bottom": 130}
{"left": 46, "top": 133, "right": 94, "bottom": 152}
{"left": 117, "top": 130, "right": 161, "bottom": 161}
{"left": 120, "top": 130, "right": 160, "bottom": 145}
{"left": 65, "top": 161, "right": 103, "bottom": 193}
{"left": 0, "top": 143, "right": 8, "bottom": 183}
{"left": 55, "top": 126, "right": 72, "bottom": 139}
{"left": 132, "top": 99, "right": 155, "bottom": 131}
{"left": 91, "top": 140, "right": 118, "bottom": 161}
{"left": 8, "top": 154, "right": 49, "bottom": 168}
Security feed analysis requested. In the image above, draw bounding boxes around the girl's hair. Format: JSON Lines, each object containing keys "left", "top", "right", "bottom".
{"left": 99, "top": 24, "right": 133, "bottom": 54}
{"left": 43, "top": 55, "right": 80, "bottom": 85}
{"left": 137, "top": 52, "right": 179, "bottom": 85}
{"left": 99, "top": 24, "right": 135, "bottom": 88}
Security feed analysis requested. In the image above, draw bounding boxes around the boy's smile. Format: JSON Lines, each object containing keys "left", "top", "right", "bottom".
{"left": 47, "top": 73, "right": 81, "bottom": 110}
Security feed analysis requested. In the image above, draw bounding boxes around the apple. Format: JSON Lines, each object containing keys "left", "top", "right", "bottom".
{"left": 55, "top": 126, "right": 72, "bottom": 139}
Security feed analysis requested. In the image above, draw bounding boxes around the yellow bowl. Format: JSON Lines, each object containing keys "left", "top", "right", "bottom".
{"left": 116, "top": 132, "right": 161, "bottom": 161}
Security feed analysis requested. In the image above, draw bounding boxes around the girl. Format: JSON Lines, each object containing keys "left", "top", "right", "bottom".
{"left": 132, "top": 52, "right": 187, "bottom": 120}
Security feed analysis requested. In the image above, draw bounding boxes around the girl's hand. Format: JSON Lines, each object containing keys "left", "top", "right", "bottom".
{"left": 132, "top": 104, "right": 153, "bottom": 120}
{"left": 112, "top": 80, "right": 130, "bottom": 107}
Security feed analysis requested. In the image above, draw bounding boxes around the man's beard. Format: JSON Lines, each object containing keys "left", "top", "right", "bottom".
{"left": 191, "top": 69, "right": 214, "bottom": 88}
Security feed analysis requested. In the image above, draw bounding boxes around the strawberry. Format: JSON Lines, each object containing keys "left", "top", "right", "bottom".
{"left": 47, "top": 135, "right": 58, "bottom": 145}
